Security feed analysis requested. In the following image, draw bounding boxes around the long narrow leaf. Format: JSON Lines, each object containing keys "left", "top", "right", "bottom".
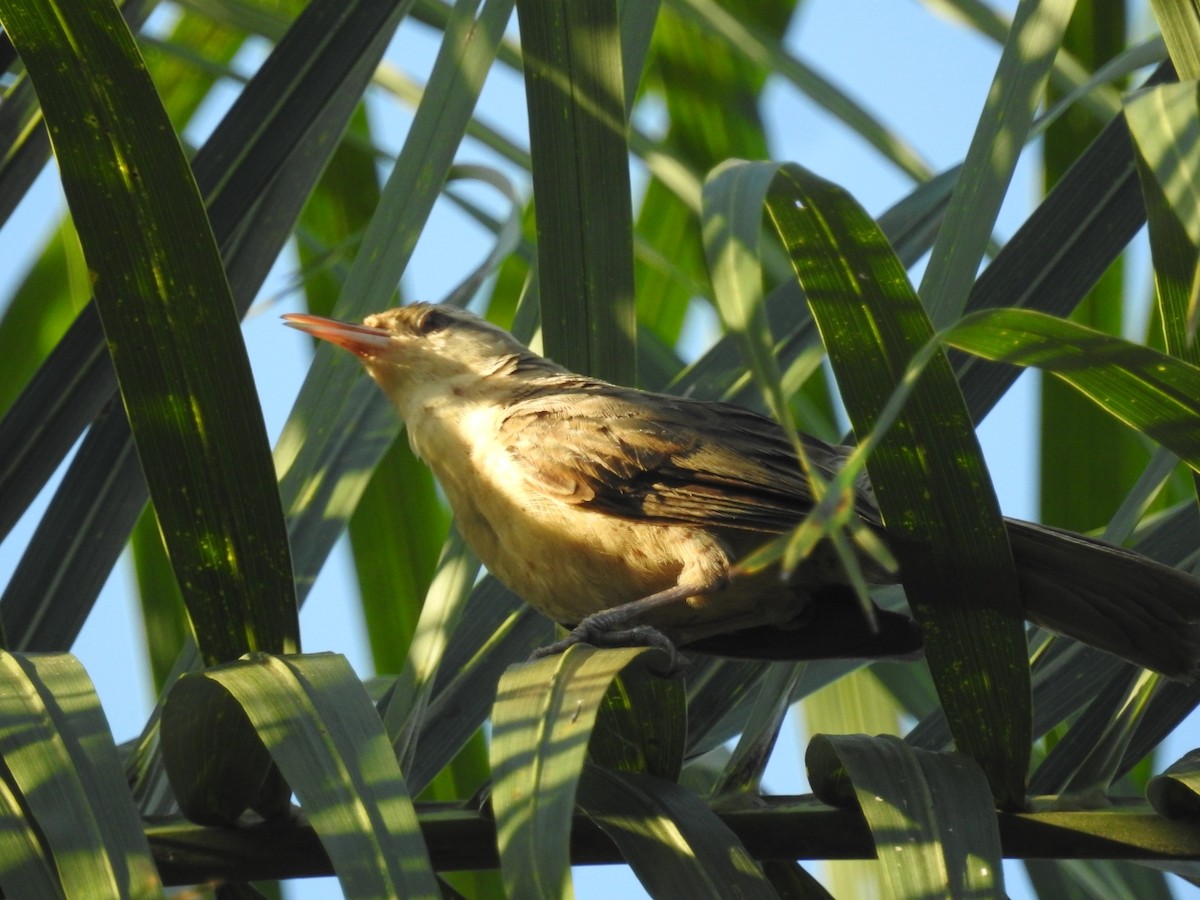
{"left": 277, "top": 0, "right": 514, "bottom": 598}
{"left": 1126, "top": 81, "right": 1200, "bottom": 362}
{"left": 1038, "top": 0, "right": 1142, "bottom": 537}
{"left": 1149, "top": 749, "right": 1200, "bottom": 819}
{"left": 1149, "top": 0, "right": 1200, "bottom": 79}
{"left": 408, "top": 579, "right": 551, "bottom": 795}
{"left": 0, "top": 0, "right": 414, "bottom": 650}
{"left": 516, "top": 0, "right": 637, "bottom": 381}
{"left": 0, "top": 0, "right": 297, "bottom": 662}
{"left": 947, "top": 308, "right": 1200, "bottom": 470}
{"left": 756, "top": 161, "right": 1030, "bottom": 806}
{"left": 490, "top": 646, "right": 668, "bottom": 898}
{"left": 577, "top": 764, "right": 776, "bottom": 898}
{"left": 952, "top": 63, "right": 1173, "bottom": 422}
{"left": 163, "top": 653, "right": 438, "bottom": 898}
{"left": 808, "top": 734, "right": 1004, "bottom": 898}
{"left": 0, "top": 652, "right": 161, "bottom": 898}
{"left": 669, "top": 0, "right": 933, "bottom": 182}
{"left": 919, "top": 0, "right": 1076, "bottom": 326}
{"left": 712, "top": 662, "right": 803, "bottom": 796}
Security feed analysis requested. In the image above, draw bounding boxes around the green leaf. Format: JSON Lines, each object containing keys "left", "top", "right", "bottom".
{"left": 701, "top": 160, "right": 793, "bottom": 430}
{"left": 947, "top": 308, "right": 1200, "bottom": 470}
{"left": 0, "top": 0, "right": 414, "bottom": 656}
{"left": 670, "top": 0, "right": 932, "bottom": 181}
{"left": 160, "top": 661, "right": 289, "bottom": 826}
{"left": 0, "top": 58, "right": 50, "bottom": 232}
{"left": 0, "top": 771, "right": 60, "bottom": 898}
{"left": 757, "top": 161, "right": 1030, "bottom": 806}
{"left": 380, "top": 530, "right": 480, "bottom": 766}
{"left": 576, "top": 765, "right": 777, "bottom": 899}
{"left": 883, "top": 0, "right": 1124, "bottom": 125}
{"left": 957, "top": 64, "right": 1175, "bottom": 421}
{"left": 406, "top": 579, "right": 551, "bottom": 796}
{"left": 139, "top": 9, "right": 249, "bottom": 133}
{"left": 1027, "top": 858, "right": 1175, "bottom": 900}
{"left": 1057, "top": 670, "right": 1159, "bottom": 802}
{"left": 516, "top": 0, "right": 637, "bottom": 382}
{"left": 1126, "top": 81, "right": 1200, "bottom": 362}
{"left": 807, "top": 733, "right": 1004, "bottom": 898}
{"left": 162, "top": 653, "right": 439, "bottom": 899}
{"left": 1038, "top": 0, "right": 1141, "bottom": 536}
{"left": 701, "top": 161, "right": 892, "bottom": 589}
{"left": 131, "top": 506, "right": 190, "bottom": 693}
{"left": 294, "top": 103, "right": 454, "bottom": 676}
{"left": 673, "top": 167, "right": 952, "bottom": 416}
{"left": 760, "top": 860, "right": 835, "bottom": 900}
{"left": 588, "top": 666, "right": 686, "bottom": 781}
{"left": 1148, "top": 749, "right": 1200, "bottom": 819}
{"left": 634, "top": 0, "right": 784, "bottom": 344}
{"left": 0, "top": 652, "right": 161, "bottom": 898}
{"left": 1029, "top": 664, "right": 1170, "bottom": 803}
{"left": 0, "top": 0, "right": 298, "bottom": 663}
{"left": 682, "top": 658, "right": 771, "bottom": 757}
{"left": 713, "top": 662, "right": 803, "bottom": 796}
{"left": 920, "top": 0, "right": 1076, "bottom": 326}
{"left": 1149, "top": 0, "right": 1200, "bottom": 79}
{"left": 350, "top": 436, "right": 450, "bottom": 671}
{"left": 804, "top": 666, "right": 904, "bottom": 743}
{"left": 489, "top": 646, "right": 668, "bottom": 898}
{"left": 0, "top": 219, "right": 89, "bottom": 420}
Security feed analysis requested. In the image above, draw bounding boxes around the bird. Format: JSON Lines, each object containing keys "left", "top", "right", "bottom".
{"left": 283, "top": 302, "right": 1200, "bottom": 679}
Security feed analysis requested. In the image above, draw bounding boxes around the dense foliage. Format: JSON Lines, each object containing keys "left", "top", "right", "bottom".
{"left": 0, "top": 0, "right": 1198, "bottom": 897}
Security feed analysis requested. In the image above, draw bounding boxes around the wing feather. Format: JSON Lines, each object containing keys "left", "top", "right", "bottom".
{"left": 498, "top": 380, "right": 878, "bottom": 533}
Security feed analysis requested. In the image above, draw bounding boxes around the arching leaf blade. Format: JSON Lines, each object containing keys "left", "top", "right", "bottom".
{"left": 0, "top": 0, "right": 297, "bottom": 662}
{"left": 947, "top": 308, "right": 1200, "bottom": 471}
{"left": 760, "top": 161, "right": 1030, "bottom": 807}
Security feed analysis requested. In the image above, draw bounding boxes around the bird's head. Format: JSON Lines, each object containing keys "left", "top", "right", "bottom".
{"left": 283, "top": 303, "right": 558, "bottom": 417}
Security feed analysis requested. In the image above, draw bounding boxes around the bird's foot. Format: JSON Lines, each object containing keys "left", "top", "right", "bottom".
{"left": 530, "top": 620, "right": 680, "bottom": 674}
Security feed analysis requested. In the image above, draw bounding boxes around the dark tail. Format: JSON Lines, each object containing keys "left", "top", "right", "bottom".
{"left": 1007, "top": 518, "right": 1200, "bottom": 680}
{"left": 684, "top": 587, "right": 924, "bottom": 662}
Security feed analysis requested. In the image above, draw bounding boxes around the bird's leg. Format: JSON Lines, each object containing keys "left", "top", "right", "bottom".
{"left": 531, "top": 577, "right": 726, "bottom": 667}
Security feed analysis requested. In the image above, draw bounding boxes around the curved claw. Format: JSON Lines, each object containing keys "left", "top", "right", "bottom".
{"left": 529, "top": 620, "right": 680, "bottom": 674}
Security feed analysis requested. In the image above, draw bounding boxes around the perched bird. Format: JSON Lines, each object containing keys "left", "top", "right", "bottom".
{"left": 284, "top": 303, "right": 1200, "bottom": 679}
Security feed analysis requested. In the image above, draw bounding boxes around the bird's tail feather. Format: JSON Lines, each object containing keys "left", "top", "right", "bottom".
{"left": 683, "top": 589, "right": 923, "bottom": 662}
{"left": 1007, "top": 518, "right": 1200, "bottom": 681}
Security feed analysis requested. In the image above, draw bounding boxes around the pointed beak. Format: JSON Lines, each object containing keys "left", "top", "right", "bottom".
{"left": 282, "top": 313, "right": 394, "bottom": 357}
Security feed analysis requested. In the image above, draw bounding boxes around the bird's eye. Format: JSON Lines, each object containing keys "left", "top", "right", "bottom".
{"left": 416, "top": 309, "right": 453, "bottom": 335}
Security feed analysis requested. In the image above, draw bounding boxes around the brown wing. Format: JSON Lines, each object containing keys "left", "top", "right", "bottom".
{"left": 498, "top": 379, "right": 880, "bottom": 533}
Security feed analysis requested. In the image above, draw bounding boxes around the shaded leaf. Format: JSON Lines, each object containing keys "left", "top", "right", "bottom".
{"left": 163, "top": 653, "right": 439, "bottom": 899}
{"left": 490, "top": 646, "right": 668, "bottom": 898}
{"left": 947, "top": 308, "right": 1200, "bottom": 470}
{"left": 0, "top": 0, "right": 297, "bottom": 662}
{"left": 588, "top": 666, "right": 686, "bottom": 781}
{"left": 577, "top": 764, "right": 776, "bottom": 899}
{"left": 759, "top": 161, "right": 1029, "bottom": 806}
{"left": 1126, "top": 80, "right": 1200, "bottom": 362}
{"left": 0, "top": 652, "right": 161, "bottom": 898}
{"left": 516, "top": 0, "right": 637, "bottom": 381}
{"left": 920, "top": 0, "right": 1075, "bottom": 326}
{"left": 807, "top": 733, "right": 1003, "bottom": 898}
{"left": 1148, "top": 749, "right": 1200, "bottom": 819}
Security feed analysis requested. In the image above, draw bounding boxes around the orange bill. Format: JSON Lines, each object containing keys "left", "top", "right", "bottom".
{"left": 282, "top": 313, "right": 393, "bottom": 357}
